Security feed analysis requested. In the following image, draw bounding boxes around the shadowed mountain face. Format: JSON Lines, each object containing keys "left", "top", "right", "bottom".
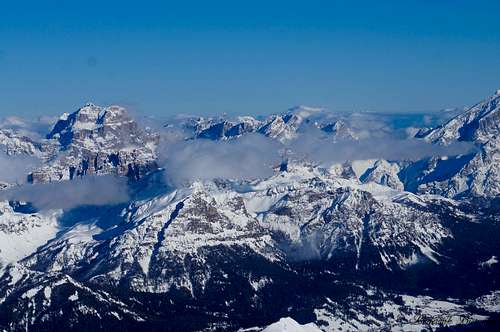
{"left": 0, "top": 92, "right": 499, "bottom": 331}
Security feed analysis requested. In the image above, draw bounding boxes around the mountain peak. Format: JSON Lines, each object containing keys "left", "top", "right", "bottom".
{"left": 25, "top": 103, "right": 160, "bottom": 182}
{"left": 47, "top": 104, "right": 132, "bottom": 141}
{"left": 423, "top": 90, "right": 500, "bottom": 144}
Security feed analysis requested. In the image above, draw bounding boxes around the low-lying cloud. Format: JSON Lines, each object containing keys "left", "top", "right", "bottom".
{"left": 0, "top": 115, "right": 56, "bottom": 139}
{"left": 287, "top": 131, "right": 477, "bottom": 165}
{"left": 160, "top": 134, "right": 282, "bottom": 185}
{"left": 0, "top": 152, "right": 40, "bottom": 184}
{"left": 0, "top": 175, "right": 130, "bottom": 210}
{"left": 158, "top": 126, "right": 477, "bottom": 187}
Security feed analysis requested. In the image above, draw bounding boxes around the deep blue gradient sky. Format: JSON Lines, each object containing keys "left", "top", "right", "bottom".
{"left": 1, "top": 0, "right": 499, "bottom": 117}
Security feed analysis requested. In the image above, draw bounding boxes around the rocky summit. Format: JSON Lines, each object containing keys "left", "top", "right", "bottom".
{"left": 8, "top": 104, "right": 160, "bottom": 183}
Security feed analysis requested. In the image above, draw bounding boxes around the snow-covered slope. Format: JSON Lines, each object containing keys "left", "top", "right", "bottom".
{"left": 359, "top": 159, "right": 403, "bottom": 190}
{"left": 0, "top": 202, "right": 59, "bottom": 271}
{"left": 424, "top": 90, "right": 500, "bottom": 145}
{"left": 2, "top": 161, "right": 491, "bottom": 330}
{"left": 261, "top": 317, "right": 322, "bottom": 332}
{"left": 193, "top": 116, "right": 262, "bottom": 140}
{"left": 405, "top": 90, "right": 500, "bottom": 198}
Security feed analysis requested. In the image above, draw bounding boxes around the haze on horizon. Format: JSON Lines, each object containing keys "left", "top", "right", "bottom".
{"left": 1, "top": 0, "right": 499, "bottom": 118}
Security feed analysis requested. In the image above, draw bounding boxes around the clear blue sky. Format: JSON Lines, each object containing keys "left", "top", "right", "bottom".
{"left": 1, "top": 0, "right": 499, "bottom": 117}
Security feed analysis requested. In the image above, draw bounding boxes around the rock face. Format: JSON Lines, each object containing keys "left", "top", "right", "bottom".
{"left": 0, "top": 103, "right": 160, "bottom": 184}
{"left": 29, "top": 104, "right": 159, "bottom": 183}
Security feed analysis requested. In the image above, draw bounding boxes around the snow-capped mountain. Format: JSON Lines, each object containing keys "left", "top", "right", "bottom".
{"left": 358, "top": 159, "right": 403, "bottom": 190}
{"left": 257, "top": 106, "right": 323, "bottom": 142}
{"left": 320, "top": 119, "right": 359, "bottom": 141}
{"left": 402, "top": 90, "right": 500, "bottom": 198}
{"left": 191, "top": 116, "right": 262, "bottom": 140}
{"left": 424, "top": 90, "right": 500, "bottom": 145}
{"left": 1, "top": 163, "right": 498, "bottom": 331}
{"left": 188, "top": 106, "right": 327, "bottom": 142}
{"left": 261, "top": 317, "right": 322, "bottom": 332}
{"left": 0, "top": 103, "right": 160, "bottom": 184}
{"left": 0, "top": 92, "right": 499, "bottom": 331}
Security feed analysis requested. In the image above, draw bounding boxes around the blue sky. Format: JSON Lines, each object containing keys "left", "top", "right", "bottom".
{"left": 1, "top": 0, "right": 499, "bottom": 117}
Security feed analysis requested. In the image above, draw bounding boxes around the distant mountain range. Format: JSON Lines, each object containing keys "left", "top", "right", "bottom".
{"left": 0, "top": 90, "right": 499, "bottom": 331}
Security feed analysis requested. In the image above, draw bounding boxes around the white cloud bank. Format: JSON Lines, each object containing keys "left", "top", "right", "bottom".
{"left": 158, "top": 126, "right": 476, "bottom": 186}
{"left": 160, "top": 134, "right": 282, "bottom": 185}
{"left": 287, "top": 132, "right": 477, "bottom": 166}
{"left": 0, "top": 152, "right": 39, "bottom": 184}
{"left": 0, "top": 175, "right": 129, "bottom": 210}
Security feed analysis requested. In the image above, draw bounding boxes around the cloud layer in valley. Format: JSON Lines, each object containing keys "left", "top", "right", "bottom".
{"left": 0, "top": 152, "right": 40, "bottom": 184}
{"left": 0, "top": 175, "right": 130, "bottom": 210}
{"left": 160, "top": 134, "right": 283, "bottom": 185}
{"left": 287, "top": 131, "right": 477, "bottom": 166}
{"left": 158, "top": 124, "right": 477, "bottom": 186}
